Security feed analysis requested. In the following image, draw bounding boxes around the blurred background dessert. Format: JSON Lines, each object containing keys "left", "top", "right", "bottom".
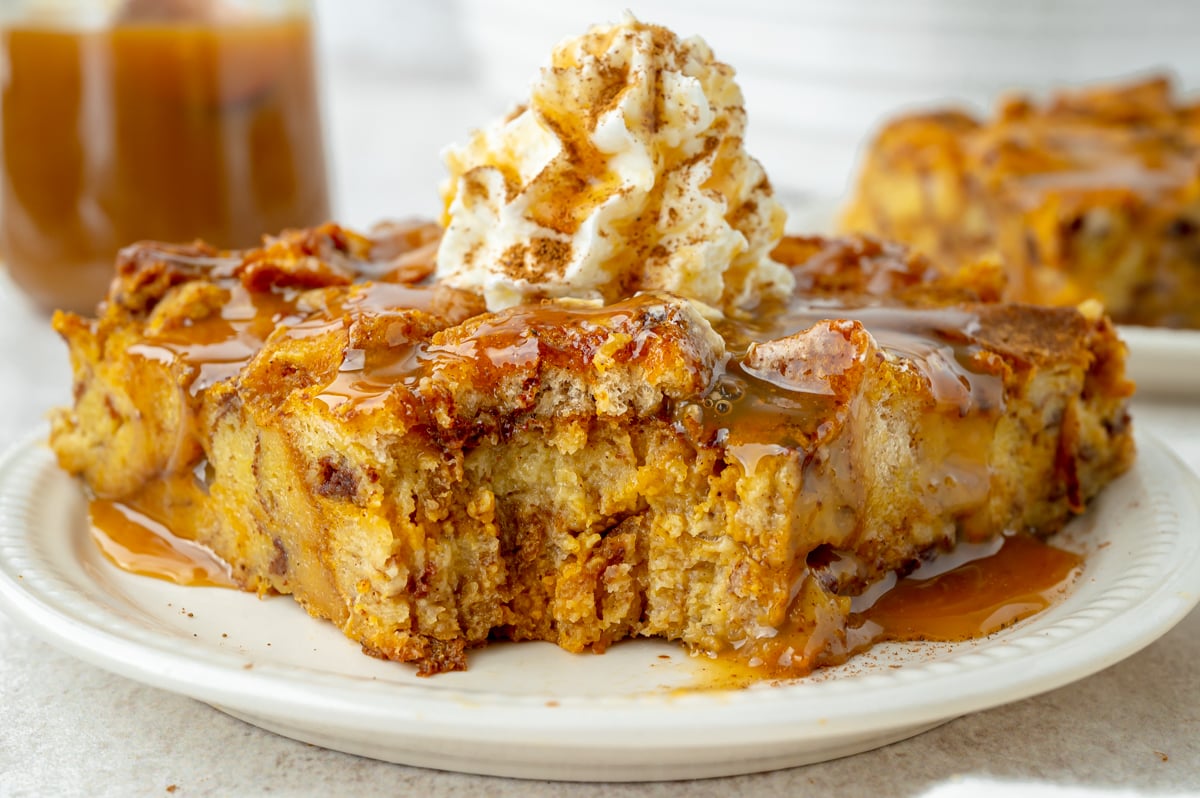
{"left": 841, "top": 78, "right": 1200, "bottom": 328}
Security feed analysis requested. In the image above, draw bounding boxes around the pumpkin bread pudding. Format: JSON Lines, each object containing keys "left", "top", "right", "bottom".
{"left": 50, "top": 17, "right": 1135, "bottom": 675}
{"left": 842, "top": 76, "right": 1200, "bottom": 328}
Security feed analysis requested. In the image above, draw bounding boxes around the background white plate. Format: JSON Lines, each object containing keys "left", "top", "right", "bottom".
{"left": 1118, "top": 326, "right": 1200, "bottom": 396}
{"left": 0, "top": 430, "right": 1198, "bottom": 782}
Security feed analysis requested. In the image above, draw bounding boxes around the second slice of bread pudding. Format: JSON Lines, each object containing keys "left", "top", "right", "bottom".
{"left": 841, "top": 77, "right": 1200, "bottom": 328}
{"left": 50, "top": 223, "right": 1135, "bottom": 674}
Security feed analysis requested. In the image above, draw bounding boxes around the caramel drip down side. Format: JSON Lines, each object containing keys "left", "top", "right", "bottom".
{"left": 89, "top": 499, "right": 237, "bottom": 589}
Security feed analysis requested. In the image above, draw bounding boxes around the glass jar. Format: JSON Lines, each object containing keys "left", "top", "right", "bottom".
{"left": 0, "top": 0, "right": 330, "bottom": 313}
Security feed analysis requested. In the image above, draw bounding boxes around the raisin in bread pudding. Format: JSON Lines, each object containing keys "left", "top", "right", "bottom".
{"left": 841, "top": 76, "right": 1200, "bottom": 328}
{"left": 50, "top": 17, "right": 1135, "bottom": 676}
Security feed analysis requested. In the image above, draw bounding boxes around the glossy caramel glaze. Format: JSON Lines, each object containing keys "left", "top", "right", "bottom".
{"left": 853, "top": 532, "right": 1081, "bottom": 642}
{"left": 693, "top": 533, "right": 1080, "bottom": 688}
{"left": 120, "top": 222, "right": 478, "bottom": 398}
{"left": 89, "top": 498, "right": 236, "bottom": 588}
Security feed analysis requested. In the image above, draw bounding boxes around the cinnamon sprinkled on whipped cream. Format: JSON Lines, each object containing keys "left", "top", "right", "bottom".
{"left": 436, "top": 14, "right": 792, "bottom": 312}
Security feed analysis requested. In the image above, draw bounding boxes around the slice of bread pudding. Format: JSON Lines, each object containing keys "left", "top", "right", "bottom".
{"left": 49, "top": 223, "right": 1134, "bottom": 675}
{"left": 841, "top": 77, "right": 1200, "bottom": 328}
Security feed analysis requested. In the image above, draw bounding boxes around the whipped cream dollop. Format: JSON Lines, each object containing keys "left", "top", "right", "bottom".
{"left": 435, "top": 15, "right": 793, "bottom": 312}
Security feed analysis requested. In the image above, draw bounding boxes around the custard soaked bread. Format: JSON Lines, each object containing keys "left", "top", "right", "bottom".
{"left": 842, "top": 77, "right": 1200, "bottom": 328}
{"left": 50, "top": 223, "right": 1134, "bottom": 674}
{"left": 51, "top": 17, "right": 1135, "bottom": 676}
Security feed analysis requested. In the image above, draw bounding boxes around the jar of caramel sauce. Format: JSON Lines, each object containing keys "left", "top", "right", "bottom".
{"left": 0, "top": 0, "right": 330, "bottom": 313}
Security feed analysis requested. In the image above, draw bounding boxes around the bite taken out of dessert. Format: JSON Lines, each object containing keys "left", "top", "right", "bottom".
{"left": 49, "top": 15, "right": 1135, "bottom": 679}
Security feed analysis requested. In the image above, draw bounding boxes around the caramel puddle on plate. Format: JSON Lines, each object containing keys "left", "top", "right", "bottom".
{"left": 89, "top": 499, "right": 237, "bottom": 588}
{"left": 688, "top": 534, "right": 1083, "bottom": 691}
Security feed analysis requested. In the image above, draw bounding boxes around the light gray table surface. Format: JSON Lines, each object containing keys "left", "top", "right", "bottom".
{"left": 2, "top": 71, "right": 1199, "bottom": 798}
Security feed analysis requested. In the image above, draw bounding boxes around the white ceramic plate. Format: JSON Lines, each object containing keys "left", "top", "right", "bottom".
{"left": 1, "top": 430, "right": 1198, "bottom": 782}
{"left": 1118, "top": 326, "right": 1200, "bottom": 396}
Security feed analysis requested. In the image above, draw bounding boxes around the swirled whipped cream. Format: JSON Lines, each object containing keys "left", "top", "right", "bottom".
{"left": 436, "top": 15, "right": 793, "bottom": 312}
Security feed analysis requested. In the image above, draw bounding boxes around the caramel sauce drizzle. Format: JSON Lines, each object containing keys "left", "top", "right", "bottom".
{"left": 89, "top": 499, "right": 236, "bottom": 588}
{"left": 127, "top": 277, "right": 302, "bottom": 395}
{"left": 320, "top": 298, "right": 666, "bottom": 411}
{"left": 720, "top": 300, "right": 1001, "bottom": 414}
{"left": 695, "top": 533, "right": 1081, "bottom": 689}
{"left": 127, "top": 232, "right": 450, "bottom": 399}
{"left": 853, "top": 532, "right": 1081, "bottom": 643}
